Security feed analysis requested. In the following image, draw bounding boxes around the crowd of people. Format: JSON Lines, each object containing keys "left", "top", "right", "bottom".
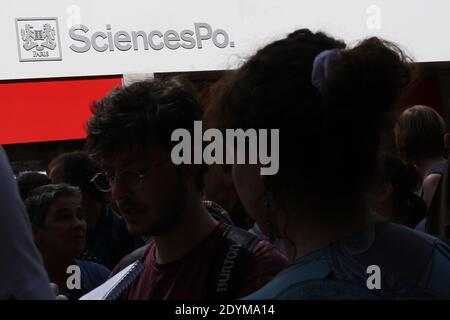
{"left": 1, "top": 28, "right": 450, "bottom": 300}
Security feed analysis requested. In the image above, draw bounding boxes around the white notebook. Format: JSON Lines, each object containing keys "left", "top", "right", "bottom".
{"left": 79, "top": 261, "right": 144, "bottom": 300}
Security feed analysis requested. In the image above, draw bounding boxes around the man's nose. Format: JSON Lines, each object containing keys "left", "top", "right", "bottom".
{"left": 110, "top": 177, "right": 131, "bottom": 202}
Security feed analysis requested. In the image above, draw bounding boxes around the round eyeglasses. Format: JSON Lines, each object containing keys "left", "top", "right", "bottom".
{"left": 90, "top": 159, "right": 169, "bottom": 192}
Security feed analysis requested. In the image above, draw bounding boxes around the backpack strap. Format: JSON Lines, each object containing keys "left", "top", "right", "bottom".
{"left": 223, "top": 224, "right": 260, "bottom": 251}
{"left": 203, "top": 200, "right": 235, "bottom": 226}
{"left": 206, "top": 224, "right": 261, "bottom": 299}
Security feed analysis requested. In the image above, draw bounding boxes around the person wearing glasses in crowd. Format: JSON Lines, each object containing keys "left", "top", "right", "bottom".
{"left": 86, "top": 78, "right": 288, "bottom": 299}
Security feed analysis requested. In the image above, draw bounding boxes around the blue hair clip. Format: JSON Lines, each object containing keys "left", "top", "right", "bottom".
{"left": 311, "top": 49, "right": 342, "bottom": 91}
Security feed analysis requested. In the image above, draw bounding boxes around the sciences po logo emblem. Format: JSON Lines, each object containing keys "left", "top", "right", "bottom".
{"left": 15, "top": 17, "right": 62, "bottom": 62}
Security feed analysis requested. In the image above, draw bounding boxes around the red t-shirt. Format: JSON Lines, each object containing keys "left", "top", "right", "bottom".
{"left": 125, "top": 223, "right": 288, "bottom": 300}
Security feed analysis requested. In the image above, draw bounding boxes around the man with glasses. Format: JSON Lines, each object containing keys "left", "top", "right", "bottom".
{"left": 85, "top": 78, "right": 288, "bottom": 299}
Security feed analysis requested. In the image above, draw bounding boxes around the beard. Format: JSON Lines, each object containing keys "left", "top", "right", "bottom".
{"left": 141, "top": 172, "right": 188, "bottom": 237}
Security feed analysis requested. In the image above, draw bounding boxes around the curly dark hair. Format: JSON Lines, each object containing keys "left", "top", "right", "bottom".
{"left": 206, "top": 28, "right": 412, "bottom": 220}
{"left": 86, "top": 77, "right": 204, "bottom": 190}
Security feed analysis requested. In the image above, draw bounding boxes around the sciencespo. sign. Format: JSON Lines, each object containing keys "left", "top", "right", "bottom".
{"left": 15, "top": 18, "right": 233, "bottom": 62}
{"left": 68, "top": 23, "right": 234, "bottom": 53}
{"left": 3, "top": 0, "right": 450, "bottom": 80}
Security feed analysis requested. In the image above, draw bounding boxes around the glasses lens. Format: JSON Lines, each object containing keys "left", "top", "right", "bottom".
{"left": 92, "top": 173, "right": 111, "bottom": 192}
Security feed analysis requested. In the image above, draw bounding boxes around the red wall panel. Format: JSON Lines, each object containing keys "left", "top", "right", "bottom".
{"left": 0, "top": 77, "right": 122, "bottom": 145}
